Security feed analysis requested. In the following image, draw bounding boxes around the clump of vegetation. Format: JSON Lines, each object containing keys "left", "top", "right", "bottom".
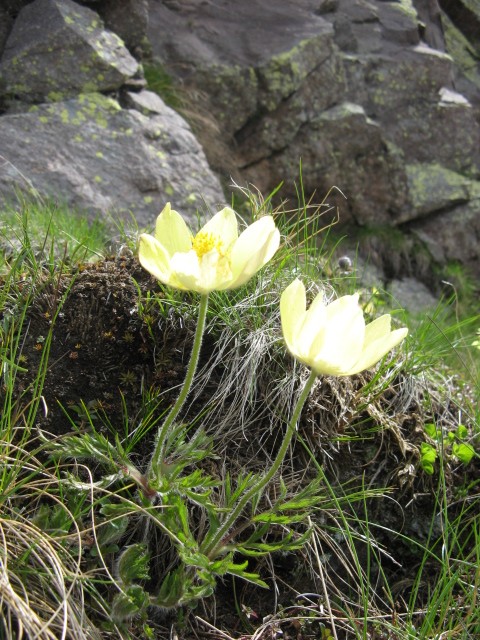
{"left": 143, "top": 62, "right": 185, "bottom": 111}
{"left": 0, "top": 191, "right": 478, "bottom": 639}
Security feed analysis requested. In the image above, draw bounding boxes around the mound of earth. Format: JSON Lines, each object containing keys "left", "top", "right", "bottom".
{"left": 3, "top": 254, "right": 478, "bottom": 638}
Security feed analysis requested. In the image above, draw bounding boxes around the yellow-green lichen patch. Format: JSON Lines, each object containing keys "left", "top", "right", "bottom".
{"left": 47, "top": 91, "right": 66, "bottom": 102}
{"left": 406, "top": 162, "right": 472, "bottom": 215}
{"left": 257, "top": 35, "right": 332, "bottom": 111}
{"left": 442, "top": 13, "right": 480, "bottom": 84}
{"left": 390, "top": 0, "right": 418, "bottom": 21}
{"left": 33, "top": 93, "right": 121, "bottom": 131}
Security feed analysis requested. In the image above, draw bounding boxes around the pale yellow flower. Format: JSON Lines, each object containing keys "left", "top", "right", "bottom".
{"left": 280, "top": 279, "right": 408, "bottom": 376}
{"left": 138, "top": 203, "right": 280, "bottom": 294}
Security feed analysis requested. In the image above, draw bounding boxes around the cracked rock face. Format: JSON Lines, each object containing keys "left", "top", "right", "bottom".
{"left": 146, "top": 0, "right": 480, "bottom": 279}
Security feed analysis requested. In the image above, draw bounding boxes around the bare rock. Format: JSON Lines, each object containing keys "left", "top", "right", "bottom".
{"left": 406, "top": 162, "right": 471, "bottom": 219}
{"left": 388, "top": 277, "right": 439, "bottom": 313}
{"left": 0, "top": 92, "right": 225, "bottom": 225}
{"left": 96, "top": 0, "right": 149, "bottom": 55}
{"left": 376, "top": 0, "right": 420, "bottom": 45}
{"left": 242, "top": 103, "right": 409, "bottom": 226}
{"left": 412, "top": 0, "right": 445, "bottom": 50}
{"left": 0, "top": 0, "right": 139, "bottom": 104}
{"left": 0, "top": 8, "right": 14, "bottom": 60}
{"left": 411, "top": 184, "right": 480, "bottom": 276}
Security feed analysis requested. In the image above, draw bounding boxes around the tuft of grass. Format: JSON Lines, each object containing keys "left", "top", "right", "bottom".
{"left": 0, "top": 198, "right": 109, "bottom": 271}
{"left": 143, "top": 62, "right": 185, "bottom": 110}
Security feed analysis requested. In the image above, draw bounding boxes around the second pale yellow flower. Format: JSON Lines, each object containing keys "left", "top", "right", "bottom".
{"left": 138, "top": 203, "right": 280, "bottom": 294}
{"left": 280, "top": 279, "right": 408, "bottom": 376}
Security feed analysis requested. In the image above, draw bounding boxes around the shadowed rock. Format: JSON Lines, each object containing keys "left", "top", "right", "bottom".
{"left": 0, "top": 0, "right": 139, "bottom": 103}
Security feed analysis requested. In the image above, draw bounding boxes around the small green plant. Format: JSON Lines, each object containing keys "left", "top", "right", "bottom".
{"left": 0, "top": 207, "right": 114, "bottom": 639}
{"left": 421, "top": 421, "right": 477, "bottom": 474}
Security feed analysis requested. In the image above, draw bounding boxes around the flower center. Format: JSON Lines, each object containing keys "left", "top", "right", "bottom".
{"left": 192, "top": 231, "right": 224, "bottom": 258}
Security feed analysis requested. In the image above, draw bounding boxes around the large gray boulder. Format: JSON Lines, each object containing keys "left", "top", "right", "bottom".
{"left": 0, "top": 0, "right": 139, "bottom": 104}
{"left": 0, "top": 91, "right": 225, "bottom": 224}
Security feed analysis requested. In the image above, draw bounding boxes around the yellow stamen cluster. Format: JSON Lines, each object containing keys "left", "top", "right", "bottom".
{"left": 192, "top": 231, "right": 224, "bottom": 258}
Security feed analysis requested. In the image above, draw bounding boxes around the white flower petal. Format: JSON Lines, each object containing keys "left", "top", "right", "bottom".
{"left": 154, "top": 203, "right": 192, "bottom": 257}
{"left": 346, "top": 327, "right": 409, "bottom": 375}
{"left": 297, "top": 290, "right": 327, "bottom": 357}
{"left": 363, "top": 314, "right": 392, "bottom": 345}
{"left": 138, "top": 234, "right": 173, "bottom": 286}
{"left": 280, "top": 279, "right": 307, "bottom": 355}
{"left": 170, "top": 250, "right": 204, "bottom": 292}
{"left": 279, "top": 284, "right": 408, "bottom": 377}
{"left": 227, "top": 217, "right": 280, "bottom": 289}
{"left": 138, "top": 205, "right": 279, "bottom": 293}
{"left": 311, "top": 296, "right": 364, "bottom": 372}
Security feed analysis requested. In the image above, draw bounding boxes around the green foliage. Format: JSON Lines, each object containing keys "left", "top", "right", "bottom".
{"left": 117, "top": 544, "right": 151, "bottom": 583}
{"left": 421, "top": 421, "right": 477, "bottom": 474}
{"left": 0, "top": 197, "right": 108, "bottom": 270}
{"left": 111, "top": 584, "right": 150, "bottom": 622}
{"left": 1, "top": 190, "right": 479, "bottom": 639}
{"left": 143, "top": 62, "right": 183, "bottom": 110}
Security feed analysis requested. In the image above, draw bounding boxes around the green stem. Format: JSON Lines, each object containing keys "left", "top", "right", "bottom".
{"left": 148, "top": 293, "right": 209, "bottom": 482}
{"left": 202, "top": 368, "right": 318, "bottom": 558}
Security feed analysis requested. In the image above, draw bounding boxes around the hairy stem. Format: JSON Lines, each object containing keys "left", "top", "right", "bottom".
{"left": 148, "top": 293, "right": 209, "bottom": 483}
{"left": 202, "top": 368, "right": 318, "bottom": 558}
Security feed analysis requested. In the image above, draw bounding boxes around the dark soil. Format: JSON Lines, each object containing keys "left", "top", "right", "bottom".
{"left": 4, "top": 255, "right": 479, "bottom": 639}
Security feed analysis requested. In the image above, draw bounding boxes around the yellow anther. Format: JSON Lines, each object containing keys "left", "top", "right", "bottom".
{"left": 192, "top": 231, "right": 223, "bottom": 258}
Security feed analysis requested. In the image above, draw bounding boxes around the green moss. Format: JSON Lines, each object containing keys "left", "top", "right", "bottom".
{"left": 143, "top": 63, "right": 183, "bottom": 110}
{"left": 390, "top": 0, "right": 418, "bottom": 21}
{"left": 442, "top": 13, "right": 480, "bottom": 81}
